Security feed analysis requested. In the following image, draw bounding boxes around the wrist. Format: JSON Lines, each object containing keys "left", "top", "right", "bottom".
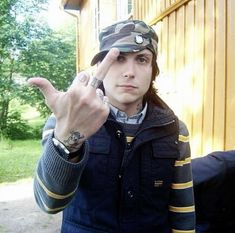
{"left": 54, "top": 129, "right": 85, "bottom": 152}
{"left": 52, "top": 136, "right": 84, "bottom": 161}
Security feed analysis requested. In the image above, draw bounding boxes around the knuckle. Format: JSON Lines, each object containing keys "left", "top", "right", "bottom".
{"left": 79, "top": 94, "right": 90, "bottom": 105}
{"left": 67, "top": 89, "right": 77, "bottom": 100}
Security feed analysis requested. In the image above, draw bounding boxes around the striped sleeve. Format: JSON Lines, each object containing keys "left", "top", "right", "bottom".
{"left": 33, "top": 115, "right": 89, "bottom": 214}
{"left": 170, "top": 120, "right": 196, "bottom": 232}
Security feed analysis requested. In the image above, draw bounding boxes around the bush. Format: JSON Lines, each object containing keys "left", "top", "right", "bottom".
{"left": 2, "top": 110, "right": 42, "bottom": 140}
{"left": 29, "top": 123, "right": 43, "bottom": 139}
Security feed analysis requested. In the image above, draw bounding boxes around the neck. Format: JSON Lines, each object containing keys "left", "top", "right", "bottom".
{"left": 111, "top": 101, "right": 143, "bottom": 117}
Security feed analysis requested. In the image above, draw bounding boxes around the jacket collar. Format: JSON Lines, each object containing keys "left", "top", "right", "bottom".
{"left": 109, "top": 103, "right": 148, "bottom": 124}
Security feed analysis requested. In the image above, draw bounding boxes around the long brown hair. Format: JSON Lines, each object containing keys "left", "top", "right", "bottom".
{"left": 143, "top": 53, "right": 160, "bottom": 105}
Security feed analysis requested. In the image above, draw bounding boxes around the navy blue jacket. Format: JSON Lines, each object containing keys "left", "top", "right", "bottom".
{"left": 34, "top": 102, "right": 195, "bottom": 233}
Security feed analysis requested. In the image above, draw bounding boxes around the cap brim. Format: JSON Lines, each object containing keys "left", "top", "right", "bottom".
{"left": 90, "top": 51, "right": 108, "bottom": 66}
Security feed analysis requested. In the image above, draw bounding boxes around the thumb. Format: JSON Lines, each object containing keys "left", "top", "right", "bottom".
{"left": 28, "top": 77, "right": 57, "bottom": 99}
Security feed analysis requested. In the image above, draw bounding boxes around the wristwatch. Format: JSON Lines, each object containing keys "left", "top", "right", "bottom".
{"left": 52, "top": 137, "right": 80, "bottom": 160}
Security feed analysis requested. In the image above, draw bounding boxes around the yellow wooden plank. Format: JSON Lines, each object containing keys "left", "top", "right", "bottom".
{"left": 161, "top": 0, "right": 166, "bottom": 13}
{"left": 165, "top": 0, "right": 171, "bottom": 8}
{"left": 139, "top": 0, "right": 143, "bottom": 20}
{"left": 168, "top": 12, "right": 176, "bottom": 86}
{"left": 79, "top": 0, "right": 94, "bottom": 70}
{"left": 148, "top": 0, "right": 192, "bottom": 26}
{"left": 191, "top": 0, "right": 204, "bottom": 156}
{"left": 175, "top": 6, "right": 185, "bottom": 118}
{"left": 202, "top": 0, "right": 215, "bottom": 154}
{"left": 161, "top": 18, "right": 169, "bottom": 72}
{"left": 184, "top": 0, "right": 195, "bottom": 145}
{"left": 213, "top": 0, "right": 226, "bottom": 150}
{"left": 226, "top": 0, "right": 235, "bottom": 150}
{"left": 156, "top": 0, "right": 162, "bottom": 16}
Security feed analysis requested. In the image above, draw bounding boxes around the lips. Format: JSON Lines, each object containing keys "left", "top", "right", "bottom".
{"left": 117, "top": 84, "right": 137, "bottom": 89}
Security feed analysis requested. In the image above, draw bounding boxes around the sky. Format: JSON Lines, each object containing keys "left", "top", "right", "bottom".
{"left": 46, "top": 0, "right": 73, "bottom": 29}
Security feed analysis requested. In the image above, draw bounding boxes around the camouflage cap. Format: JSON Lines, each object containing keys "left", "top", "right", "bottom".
{"left": 91, "top": 19, "right": 158, "bottom": 66}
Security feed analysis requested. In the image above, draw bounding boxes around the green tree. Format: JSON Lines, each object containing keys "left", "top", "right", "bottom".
{"left": 0, "top": 0, "right": 48, "bottom": 134}
{"left": 19, "top": 32, "right": 76, "bottom": 116}
{"left": 0, "top": 0, "right": 76, "bottom": 136}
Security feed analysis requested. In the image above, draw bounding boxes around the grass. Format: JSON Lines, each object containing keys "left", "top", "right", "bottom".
{"left": 0, "top": 101, "right": 46, "bottom": 184}
{"left": 0, "top": 139, "right": 42, "bottom": 184}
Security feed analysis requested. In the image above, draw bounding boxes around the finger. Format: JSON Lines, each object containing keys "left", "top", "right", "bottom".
{"left": 96, "top": 88, "right": 104, "bottom": 101}
{"left": 95, "top": 48, "right": 120, "bottom": 81}
{"left": 72, "top": 71, "right": 90, "bottom": 87}
{"left": 103, "top": 96, "right": 109, "bottom": 105}
{"left": 28, "top": 77, "right": 57, "bottom": 99}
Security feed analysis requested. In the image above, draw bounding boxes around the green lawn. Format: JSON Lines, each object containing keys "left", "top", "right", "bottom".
{"left": 0, "top": 101, "right": 46, "bottom": 183}
{"left": 0, "top": 139, "right": 42, "bottom": 183}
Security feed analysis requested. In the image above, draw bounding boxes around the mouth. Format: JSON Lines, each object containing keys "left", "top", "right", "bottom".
{"left": 117, "top": 84, "right": 137, "bottom": 89}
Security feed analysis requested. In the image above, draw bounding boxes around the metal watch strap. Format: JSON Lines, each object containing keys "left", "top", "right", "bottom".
{"left": 52, "top": 137, "right": 79, "bottom": 160}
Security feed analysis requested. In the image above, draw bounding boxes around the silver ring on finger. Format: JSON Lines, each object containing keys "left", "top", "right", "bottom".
{"left": 90, "top": 77, "right": 102, "bottom": 89}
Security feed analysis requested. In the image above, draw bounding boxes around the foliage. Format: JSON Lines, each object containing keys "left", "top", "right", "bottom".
{"left": 2, "top": 109, "right": 43, "bottom": 140}
{"left": 0, "top": 0, "right": 49, "bottom": 134}
{"left": 19, "top": 32, "right": 76, "bottom": 116}
{"left": 4, "top": 110, "right": 32, "bottom": 139}
{"left": 0, "top": 0, "right": 76, "bottom": 136}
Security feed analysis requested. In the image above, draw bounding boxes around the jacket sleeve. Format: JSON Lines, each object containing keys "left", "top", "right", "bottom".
{"left": 169, "top": 120, "right": 196, "bottom": 232}
{"left": 33, "top": 115, "right": 89, "bottom": 214}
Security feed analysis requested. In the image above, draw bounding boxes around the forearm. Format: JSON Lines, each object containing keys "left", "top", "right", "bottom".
{"left": 34, "top": 134, "right": 89, "bottom": 214}
{"left": 169, "top": 157, "right": 195, "bottom": 232}
{"left": 169, "top": 121, "right": 195, "bottom": 232}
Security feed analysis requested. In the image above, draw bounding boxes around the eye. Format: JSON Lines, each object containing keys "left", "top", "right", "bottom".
{"left": 138, "top": 57, "right": 147, "bottom": 63}
{"left": 137, "top": 56, "right": 149, "bottom": 64}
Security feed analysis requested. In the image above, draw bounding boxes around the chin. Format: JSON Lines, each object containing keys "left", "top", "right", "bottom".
{"left": 117, "top": 97, "right": 139, "bottom": 106}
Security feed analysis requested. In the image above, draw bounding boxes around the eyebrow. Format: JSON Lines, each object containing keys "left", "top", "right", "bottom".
{"left": 136, "top": 53, "right": 152, "bottom": 57}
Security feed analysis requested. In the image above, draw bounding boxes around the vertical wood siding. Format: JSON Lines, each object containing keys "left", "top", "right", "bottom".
{"left": 226, "top": 0, "right": 235, "bottom": 150}
{"left": 78, "top": 0, "right": 117, "bottom": 70}
{"left": 76, "top": 0, "right": 234, "bottom": 157}
{"left": 133, "top": 0, "right": 235, "bottom": 156}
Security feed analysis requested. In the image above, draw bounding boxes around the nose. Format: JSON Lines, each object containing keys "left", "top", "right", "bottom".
{"left": 122, "top": 60, "right": 135, "bottom": 79}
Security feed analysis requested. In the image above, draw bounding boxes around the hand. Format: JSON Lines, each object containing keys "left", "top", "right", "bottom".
{"left": 28, "top": 48, "right": 120, "bottom": 151}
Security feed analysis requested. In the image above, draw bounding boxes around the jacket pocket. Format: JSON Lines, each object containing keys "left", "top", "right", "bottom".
{"left": 150, "top": 140, "right": 179, "bottom": 188}
{"left": 140, "top": 140, "right": 179, "bottom": 204}
{"left": 80, "top": 131, "right": 113, "bottom": 190}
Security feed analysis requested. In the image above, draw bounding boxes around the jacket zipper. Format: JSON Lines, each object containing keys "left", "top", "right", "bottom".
{"left": 116, "top": 118, "right": 176, "bottom": 230}
{"left": 117, "top": 118, "right": 176, "bottom": 175}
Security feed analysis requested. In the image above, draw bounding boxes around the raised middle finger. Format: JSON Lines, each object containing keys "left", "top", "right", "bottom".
{"left": 88, "top": 48, "right": 120, "bottom": 90}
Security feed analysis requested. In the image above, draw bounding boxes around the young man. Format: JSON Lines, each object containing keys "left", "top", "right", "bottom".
{"left": 29, "top": 20, "right": 195, "bottom": 233}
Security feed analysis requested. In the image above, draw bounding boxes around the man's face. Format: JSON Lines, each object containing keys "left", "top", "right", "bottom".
{"left": 102, "top": 49, "right": 153, "bottom": 115}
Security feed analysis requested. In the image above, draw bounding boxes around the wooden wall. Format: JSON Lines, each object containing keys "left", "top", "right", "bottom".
{"left": 78, "top": 0, "right": 117, "bottom": 70}
{"left": 76, "top": 0, "right": 235, "bottom": 157}
{"left": 132, "top": 0, "right": 235, "bottom": 157}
